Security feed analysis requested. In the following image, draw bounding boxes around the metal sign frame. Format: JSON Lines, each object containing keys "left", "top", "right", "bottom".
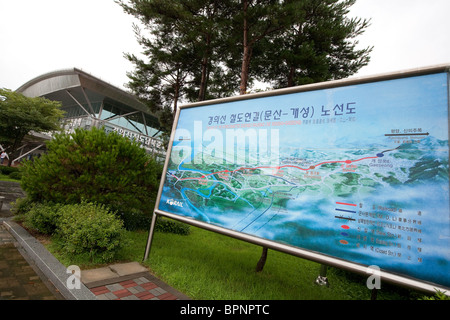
{"left": 145, "top": 64, "right": 450, "bottom": 295}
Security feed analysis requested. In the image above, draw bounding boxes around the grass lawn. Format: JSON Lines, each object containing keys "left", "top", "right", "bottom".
{"left": 49, "top": 222, "right": 425, "bottom": 300}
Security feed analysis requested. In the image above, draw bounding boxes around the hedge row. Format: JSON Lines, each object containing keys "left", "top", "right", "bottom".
{"left": 15, "top": 198, "right": 190, "bottom": 263}
{"left": 21, "top": 200, "right": 124, "bottom": 262}
{"left": 0, "top": 166, "right": 22, "bottom": 179}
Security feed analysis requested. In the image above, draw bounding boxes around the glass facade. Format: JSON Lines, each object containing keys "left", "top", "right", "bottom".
{"left": 99, "top": 99, "right": 161, "bottom": 138}
{"left": 63, "top": 111, "right": 165, "bottom": 161}
{"left": 15, "top": 68, "right": 166, "bottom": 163}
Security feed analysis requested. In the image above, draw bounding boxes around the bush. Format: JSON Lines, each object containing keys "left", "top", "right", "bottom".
{"left": 57, "top": 201, "right": 125, "bottom": 262}
{"left": 23, "top": 202, "right": 62, "bottom": 235}
{"left": 117, "top": 210, "right": 191, "bottom": 235}
{"left": 155, "top": 217, "right": 190, "bottom": 235}
{"left": 117, "top": 209, "right": 152, "bottom": 231}
{"left": 0, "top": 166, "right": 19, "bottom": 175}
{"left": 11, "top": 197, "right": 34, "bottom": 216}
{"left": 8, "top": 171, "right": 22, "bottom": 180}
{"left": 20, "top": 127, "right": 162, "bottom": 218}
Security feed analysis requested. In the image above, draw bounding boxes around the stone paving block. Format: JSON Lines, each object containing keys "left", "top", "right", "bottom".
{"left": 1, "top": 290, "right": 13, "bottom": 297}
{"left": 113, "top": 288, "right": 132, "bottom": 298}
{"left": 136, "top": 291, "right": 156, "bottom": 300}
{"left": 159, "top": 292, "right": 178, "bottom": 300}
{"left": 141, "top": 282, "right": 158, "bottom": 290}
{"left": 134, "top": 285, "right": 147, "bottom": 293}
{"left": 109, "top": 262, "right": 148, "bottom": 276}
{"left": 104, "top": 292, "right": 118, "bottom": 300}
{"left": 91, "top": 286, "right": 109, "bottom": 295}
{"left": 120, "top": 280, "right": 138, "bottom": 288}
{"left": 81, "top": 267, "right": 119, "bottom": 285}
{"left": 106, "top": 283, "right": 124, "bottom": 292}
{"left": 134, "top": 276, "right": 150, "bottom": 284}
{"left": 149, "top": 288, "right": 163, "bottom": 296}
{"left": 154, "top": 287, "right": 167, "bottom": 295}
{"left": 127, "top": 286, "right": 141, "bottom": 294}
{"left": 86, "top": 273, "right": 191, "bottom": 300}
{"left": 0, "top": 240, "right": 59, "bottom": 300}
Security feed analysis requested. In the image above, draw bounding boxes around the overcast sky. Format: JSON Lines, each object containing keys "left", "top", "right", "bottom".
{"left": 1, "top": 0, "right": 449, "bottom": 92}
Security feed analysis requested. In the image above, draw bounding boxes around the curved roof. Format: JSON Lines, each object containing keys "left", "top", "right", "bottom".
{"left": 16, "top": 67, "right": 157, "bottom": 117}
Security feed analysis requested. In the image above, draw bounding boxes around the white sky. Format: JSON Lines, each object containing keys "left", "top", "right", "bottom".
{"left": 0, "top": 0, "right": 449, "bottom": 92}
{"left": 348, "top": 0, "right": 450, "bottom": 78}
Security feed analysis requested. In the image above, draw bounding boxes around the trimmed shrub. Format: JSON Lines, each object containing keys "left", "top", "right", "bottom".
{"left": 0, "top": 166, "right": 19, "bottom": 175}
{"left": 20, "top": 127, "right": 162, "bottom": 225}
{"left": 57, "top": 201, "right": 125, "bottom": 262}
{"left": 11, "top": 197, "right": 34, "bottom": 216}
{"left": 8, "top": 171, "right": 22, "bottom": 180}
{"left": 23, "top": 202, "right": 62, "bottom": 235}
{"left": 117, "top": 209, "right": 152, "bottom": 231}
{"left": 116, "top": 211, "right": 191, "bottom": 235}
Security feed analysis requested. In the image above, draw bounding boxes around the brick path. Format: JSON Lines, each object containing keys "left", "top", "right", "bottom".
{"left": 81, "top": 261, "right": 190, "bottom": 300}
{"left": 0, "top": 180, "right": 190, "bottom": 301}
{"left": 89, "top": 276, "right": 179, "bottom": 300}
{"left": 0, "top": 224, "right": 62, "bottom": 300}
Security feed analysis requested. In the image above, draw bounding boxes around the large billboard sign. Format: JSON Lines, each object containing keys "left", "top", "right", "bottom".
{"left": 148, "top": 66, "right": 450, "bottom": 293}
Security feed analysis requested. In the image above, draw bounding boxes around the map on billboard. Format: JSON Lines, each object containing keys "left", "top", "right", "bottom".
{"left": 158, "top": 72, "right": 450, "bottom": 289}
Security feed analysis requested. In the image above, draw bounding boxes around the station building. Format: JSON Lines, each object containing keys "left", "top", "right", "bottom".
{"left": 10, "top": 68, "right": 165, "bottom": 164}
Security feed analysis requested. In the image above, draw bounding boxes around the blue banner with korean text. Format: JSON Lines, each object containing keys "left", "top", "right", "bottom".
{"left": 159, "top": 72, "right": 450, "bottom": 289}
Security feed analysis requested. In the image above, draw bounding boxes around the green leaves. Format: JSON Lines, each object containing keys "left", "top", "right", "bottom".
{"left": 118, "top": 0, "right": 372, "bottom": 115}
{"left": 57, "top": 201, "right": 125, "bottom": 262}
{"left": 21, "top": 127, "right": 162, "bottom": 217}
{"left": 0, "top": 88, "right": 65, "bottom": 163}
{"left": 254, "top": 0, "right": 373, "bottom": 87}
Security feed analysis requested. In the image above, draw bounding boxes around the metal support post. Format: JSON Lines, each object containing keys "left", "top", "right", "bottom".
{"left": 315, "top": 264, "right": 329, "bottom": 287}
{"left": 143, "top": 212, "right": 159, "bottom": 261}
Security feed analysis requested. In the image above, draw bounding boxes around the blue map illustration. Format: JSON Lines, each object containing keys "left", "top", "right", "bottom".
{"left": 159, "top": 72, "right": 450, "bottom": 289}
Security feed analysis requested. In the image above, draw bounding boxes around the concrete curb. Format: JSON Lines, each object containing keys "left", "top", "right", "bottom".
{"left": 2, "top": 219, "right": 97, "bottom": 300}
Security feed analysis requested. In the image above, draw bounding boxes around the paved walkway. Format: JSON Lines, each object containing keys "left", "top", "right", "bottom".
{"left": 0, "top": 180, "right": 190, "bottom": 301}
{"left": 81, "top": 261, "right": 190, "bottom": 300}
{"left": 0, "top": 224, "right": 63, "bottom": 300}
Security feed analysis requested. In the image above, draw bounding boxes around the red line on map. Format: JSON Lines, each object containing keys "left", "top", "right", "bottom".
{"left": 172, "top": 155, "right": 380, "bottom": 181}
{"left": 336, "top": 202, "right": 357, "bottom": 207}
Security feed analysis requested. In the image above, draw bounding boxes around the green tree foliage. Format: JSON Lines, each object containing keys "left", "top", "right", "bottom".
{"left": 117, "top": 0, "right": 372, "bottom": 127}
{"left": 20, "top": 127, "right": 162, "bottom": 217}
{"left": 231, "top": 0, "right": 292, "bottom": 94}
{"left": 118, "top": 0, "right": 237, "bottom": 131}
{"left": 254, "top": 0, "right": 373, "bottom": 87}
{"left": 0, "top": 88, "right": 65, "bottom": 166}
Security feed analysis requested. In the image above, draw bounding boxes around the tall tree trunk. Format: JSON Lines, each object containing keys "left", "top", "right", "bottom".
{"left": 198, "top": 34, "right": 211, "bottom": 101}
{"left": 198, "top": 55, "right": 209, "bottom": 101}
{"left": 173, "top": 88, "right": 179, "bottom": 117}
{"left": 239, "top": 1, "right": 268, "bottom": 270}
{"left": 240, "top": 47, "right": 252, "bottom": 95}
{"left": 288, "top": 65, "right": 295, "bottom": 87}
{"left": 173, "top": 74, "right": 180, "bottom": 117}
{"left": 239, "top": 0, "right": 250, "bottom": 95}
{"left": 7, "top": 134, "right": 25, "bottom": 167}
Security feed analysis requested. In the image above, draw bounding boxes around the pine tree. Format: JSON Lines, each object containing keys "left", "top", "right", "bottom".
{"left": 118, "top": 0, "right": 235, "bottom": 129}
{"left": 253, "top": 0, "right": 372, "bottom": 87}
{"left": 118, "top": 0, "right": 372, "bottom": 126}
